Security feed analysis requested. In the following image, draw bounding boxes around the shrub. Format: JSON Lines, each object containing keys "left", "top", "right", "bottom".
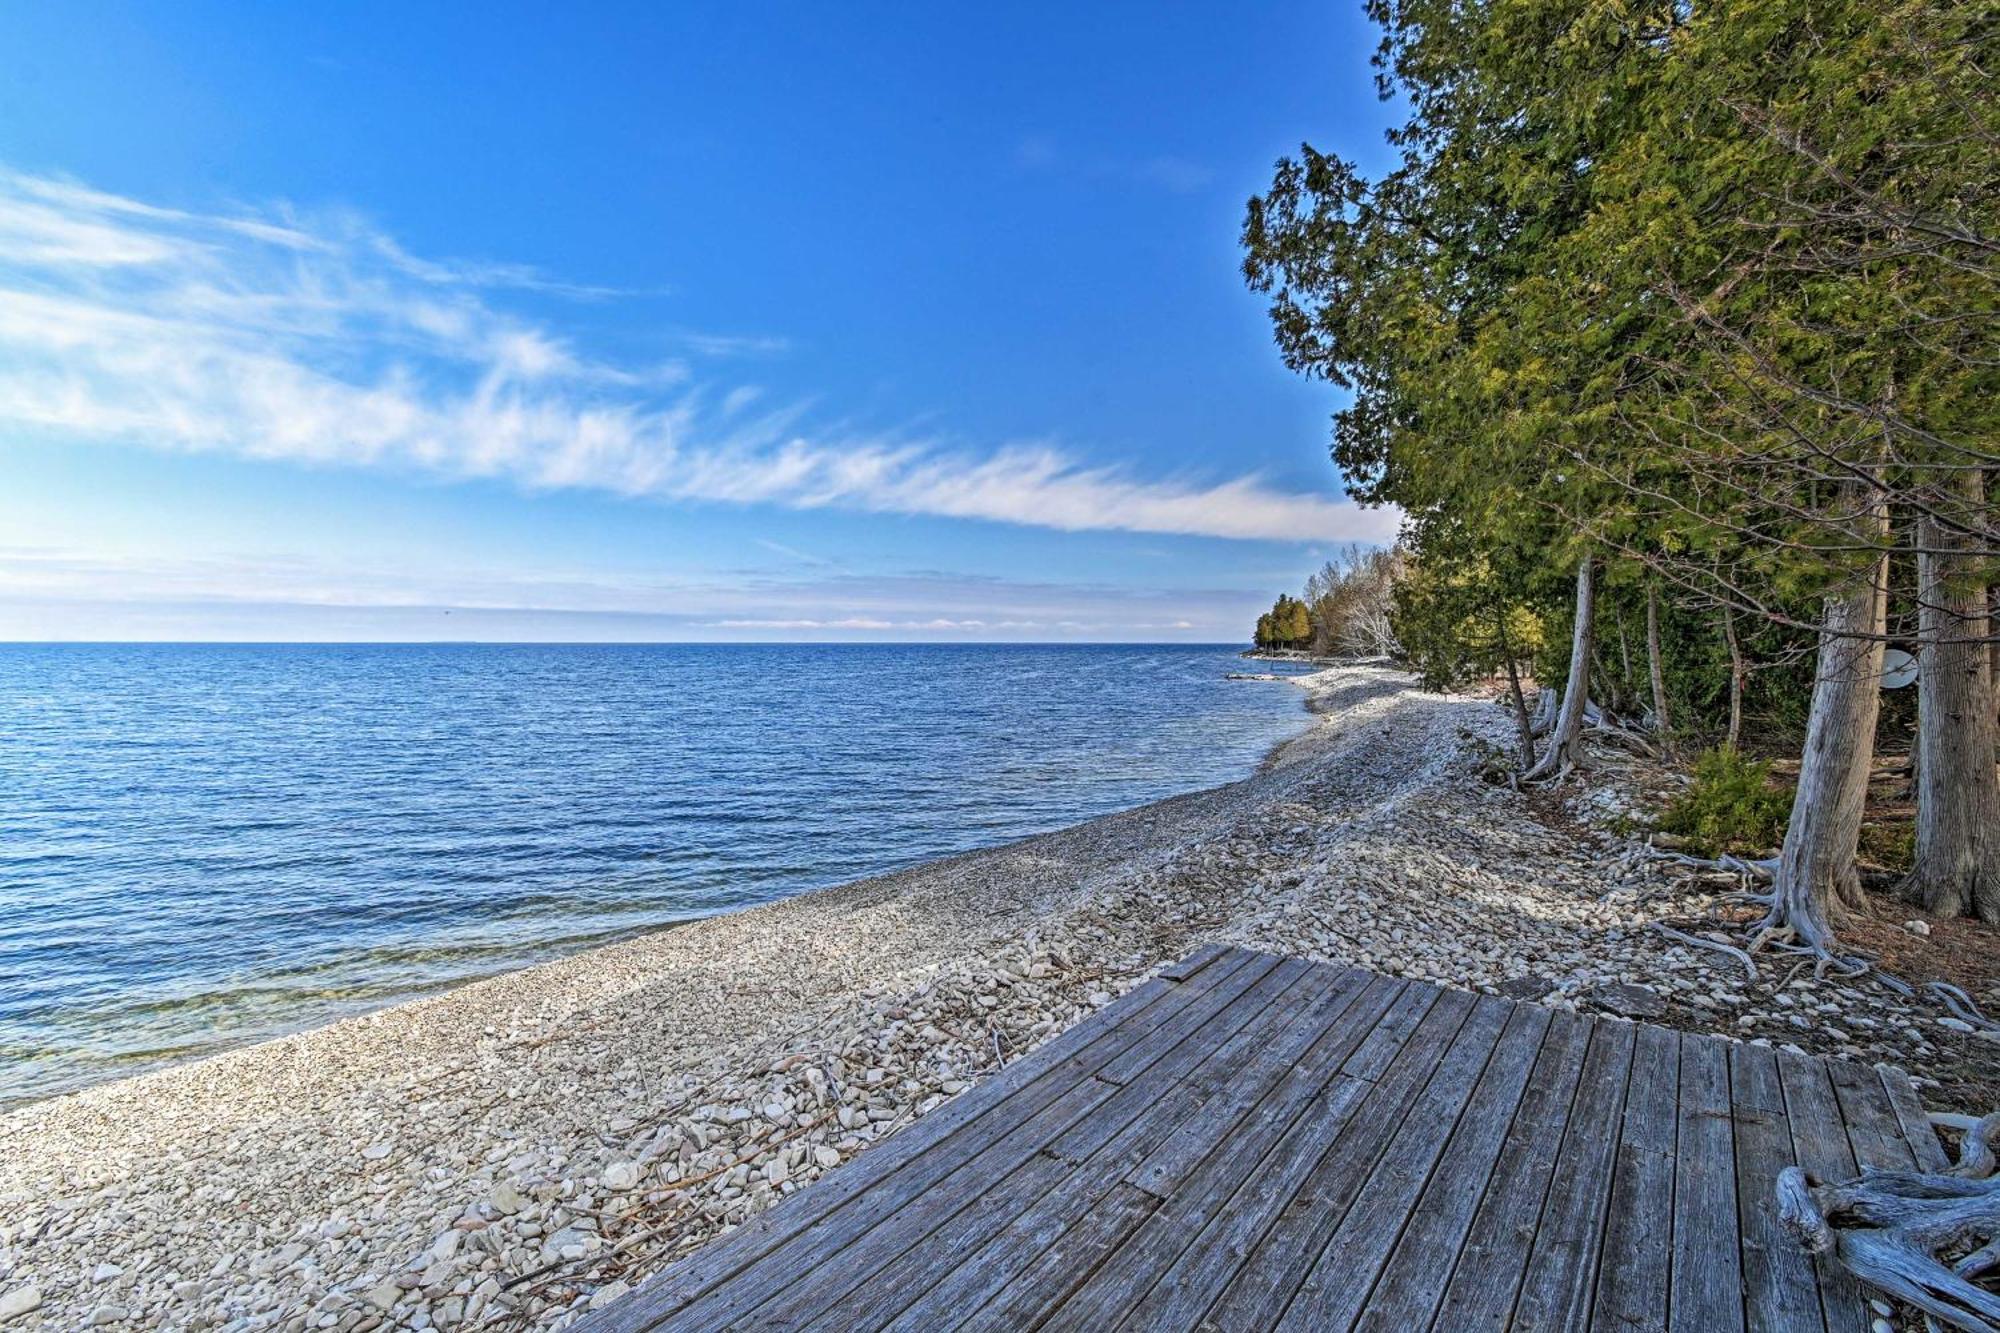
{"left": 1659, "top": 746, "right": 1793, "bottom": 855}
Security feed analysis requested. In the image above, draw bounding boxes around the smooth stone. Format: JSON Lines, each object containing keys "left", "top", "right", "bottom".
{"left": 1581, "top": 981, "right": 1666, "bottom": 1019}
{"left": 0, "top": 1287, "right": 42, "bottom": 1323}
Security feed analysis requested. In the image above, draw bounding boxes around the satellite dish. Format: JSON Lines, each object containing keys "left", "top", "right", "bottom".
{"left": 1881, "top": 648, "right": 1918, "bottom": 690}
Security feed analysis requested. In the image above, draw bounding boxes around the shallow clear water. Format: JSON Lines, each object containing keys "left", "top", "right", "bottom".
{"left": 0, "top": 643, "right": 1312, "bottom": 1105}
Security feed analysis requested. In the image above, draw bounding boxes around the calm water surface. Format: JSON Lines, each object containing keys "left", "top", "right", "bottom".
{"left": 0, "top": 643, "right": 1311, "bottom": 1105}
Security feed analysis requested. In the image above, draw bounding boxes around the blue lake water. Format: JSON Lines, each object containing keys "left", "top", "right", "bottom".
{"left": 0, "top": 643, "right": 1312, "bottom": 1105}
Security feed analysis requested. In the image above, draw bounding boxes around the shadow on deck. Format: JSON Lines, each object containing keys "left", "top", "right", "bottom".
{"left": 576, "top": 945, "right": 1941, "bottom": 1332}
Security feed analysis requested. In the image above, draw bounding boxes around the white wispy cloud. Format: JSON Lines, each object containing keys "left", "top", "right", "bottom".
{"left": 0, "top": 167, "right": 1390, "bottom": 544}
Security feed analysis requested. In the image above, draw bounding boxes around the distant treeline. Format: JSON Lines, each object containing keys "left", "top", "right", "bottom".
{"left": 1252, "top": 547, "right": 1401, "bottom": 657}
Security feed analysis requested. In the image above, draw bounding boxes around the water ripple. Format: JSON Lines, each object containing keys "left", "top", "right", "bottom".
{"left": 0, "top": 643, "right": 1312, "bottom": 1104}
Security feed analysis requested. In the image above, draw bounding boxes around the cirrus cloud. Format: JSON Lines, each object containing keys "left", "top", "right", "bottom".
{"left": 0, "top": 168, "right": 1392, "bottom": 545}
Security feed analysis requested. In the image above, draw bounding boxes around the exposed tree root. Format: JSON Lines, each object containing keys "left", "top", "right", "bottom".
{"left": 1778, "top": 1114, "right": 2000, "bottom": 1332}
{"left": 1931, "top": 983, "right": 2000, "bottom": 1036}
{"left": 1649, "top": 922, "right": 1759, "bottom": 982}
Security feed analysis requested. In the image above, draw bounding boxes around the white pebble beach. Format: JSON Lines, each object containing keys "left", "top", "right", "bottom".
{"left": 1, "top": 665, "right": 1986, "bottom": 1331}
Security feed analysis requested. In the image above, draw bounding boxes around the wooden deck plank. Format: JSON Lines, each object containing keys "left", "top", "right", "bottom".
{"left": 1121, "top": 966, "right": 1374, "bottom": 1199}
{"left": 1590, "top": 1022, "right": 1682, "bottom": 1333}
{"left": 1509, "top": 1016, "right": 1638, "bottom": 1332}
{"left": 1668, "top": 1033, "right": 1745, "bottom": 1333}
{"left": 599, "top": 947, "right": 1271, "bottom": 1333}
{"left": 1056, "top": 978, "right": 1431, "bottom": 1333}
{"left": 1158, "top": 940, "right": 1232, "bottom": 981}
{"left": 867, "top": 960, "right": 1354, "bottom": 1332}
{"left": 1327, "top": 1000, "right": 1552, "bottom": 1331}
{"left": 1031, "top": 973, "right": 1409, "bottom": 1333}
{"left": 1878, "top": 1065, "right": 1948, "bottom": 1171}
{"left": 1777, "top": 1050, "right": 1870, "bottom": 1333}
{"left": 1201, "top": 987, "right": 1482, "bottom": 1332}
{"left": 1426, "top": 1008, "right": 1595, "bottom": 1333}
{"left": 1274, "top": 994, "right": 1523, "bottom": 1328}
{"left": 752, "top": 955, "right": 1323, "bottom": 1333}
{"left": 1731, "top": 1043, "right": 1829, "bottom": 1333}
{"left": 796, "top": 956, "right": 1360, "bottom": 1328}
{"left": 956, "top": 1182, "right": 1161, "bottom": 1332}
{"left": 1826, "top": 1059, "right": 1918, "bottom": 1173}
{"left": 579, "top": 949, "right": 1943, "bottom": 1333}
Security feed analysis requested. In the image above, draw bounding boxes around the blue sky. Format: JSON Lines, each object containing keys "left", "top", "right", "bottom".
{"left": 0, "top": 2, "right": 1400, "bottom": 641}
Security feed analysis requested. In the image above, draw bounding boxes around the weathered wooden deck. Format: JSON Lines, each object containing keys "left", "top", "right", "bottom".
{"left": 578, "top": 945, "right": 1945, "bottom": 1332}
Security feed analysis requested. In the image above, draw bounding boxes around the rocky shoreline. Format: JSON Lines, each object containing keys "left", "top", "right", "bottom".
{"left": 1, "top": 664, "right": 1991, "bottom": 1332}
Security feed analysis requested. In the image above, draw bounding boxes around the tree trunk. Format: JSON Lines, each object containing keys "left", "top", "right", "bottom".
{"left": 1763, "top": 499, "right": 1889, "bottom": 952}
{"left": 1991, "top": 588, "right": 1999, "bottom": 721}
{"left": 1646, "top": 581, "right": 1672, "bottom": 750}
{"left": 1616, "top": 614, "right": 1634, "bottom": 710}
{"left": 1722, "top": 604, "right": 1746, "bottom": 751}
{"left": 1523, "top": 555, "right": 1596, "bottom": 782}
{"left": 1904, "top": 474, "right": 2000, "bottom": 923}
{"left": 1497, "top": 612, "right": 1536, "bottom": 769}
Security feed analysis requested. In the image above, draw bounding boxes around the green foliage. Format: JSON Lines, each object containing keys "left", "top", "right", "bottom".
{"left": 1392, "top": 547, "right": 1543, "bottom": 691}
{"left": 1253, "top": 594, "right": 1313, "bottom": 650}
{"left": 1241, "top": 0, "right": 1986, "bottom": 750}
{"left": 1660, "top": 747, "right": 1794, "bottom": 856}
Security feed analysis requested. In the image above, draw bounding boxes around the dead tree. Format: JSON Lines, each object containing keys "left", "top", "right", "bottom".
{"left": 1523, "top": 555, "right": 1596, "bottom": 783}
{"left": 1721, "top": 601, "right": 1747, "bottom": 750}
{"left": 1646, "top": 580, "right": 1673, "bottom": 751}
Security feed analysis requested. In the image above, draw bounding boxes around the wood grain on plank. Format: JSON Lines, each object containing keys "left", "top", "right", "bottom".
{"left": 1777, "top": 1050, "right": 1869, "bottom": 1333}
{"left": 1669, "top": 1033, "right": 1744, "bottom": 1333}
{"left": 1425, "top": 1009, "right": 1595, "bottom": 1333}
{"left": 1509, "top": 1016, "right": 1637, "bottom": 1332}
{"left": 1731, "top": 1042, "right": 1828, "bottom": 1333}
{"left": 754, "top": 955, "right": 1318, "bottom": 1332}
{"left": 593, "top": 949, "right": 1274, "bottom": 1333}
{"left": 1202, "top": 987, "right": 1481, "bottom": 1332}
{"left": 1590, "top": 1021, "right": 1681, "bottom": 1333}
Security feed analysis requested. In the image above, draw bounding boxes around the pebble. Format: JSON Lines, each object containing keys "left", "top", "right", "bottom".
{"left": 0, "top": 667, "right": 1976, "bottom": 1333}
{"left": 0, "top": 1287, "right": 42, "bottom": 1323}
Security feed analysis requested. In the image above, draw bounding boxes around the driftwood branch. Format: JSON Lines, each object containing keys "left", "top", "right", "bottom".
{"left": 1778, "top": 1113, "right": 2000, "bottom": 1331}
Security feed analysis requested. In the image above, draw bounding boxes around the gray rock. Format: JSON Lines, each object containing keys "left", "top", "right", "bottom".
{"left": 0, "top": 1287, "right": 42, "bottom": 1324}
{"left": 1496, "top": 974, "right": 1556, "bottom": 1001}
{"left": 1582, "top": 982, "right": 1666, "bottom": 1019}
